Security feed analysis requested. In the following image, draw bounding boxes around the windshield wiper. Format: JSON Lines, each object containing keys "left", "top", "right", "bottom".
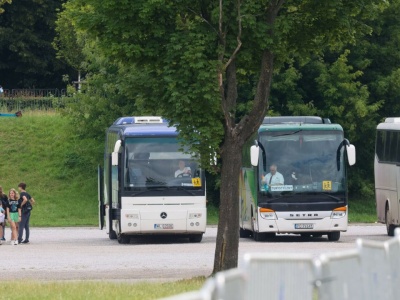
{"left": 272, "top": 130, "right": 302, "bottom": 137}
{"left": 176, "top": 188, "right": 196, "bottom": 196}
{"left": 320, "top": 193, "right": 342, "bottom": 202}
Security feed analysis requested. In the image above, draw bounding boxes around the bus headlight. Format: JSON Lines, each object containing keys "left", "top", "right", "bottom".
{"left": 259, "top": 208, "right": 277, "bottom": 220}
{"left": 331, "top": 207, "right": 347, "bottom": 219}
{"left": 189, "top": 213, "right": 202, "bottom": 219}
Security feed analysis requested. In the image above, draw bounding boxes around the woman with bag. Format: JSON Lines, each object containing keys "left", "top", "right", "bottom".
{"left": 6, "top": 188, "right": 20, "bottom": 245}
{"left": 18, "top": 182, "right": 34, "bottom": 244}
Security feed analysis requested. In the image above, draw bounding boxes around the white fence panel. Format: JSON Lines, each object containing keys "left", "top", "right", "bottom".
{"left": 315, "top": 249, "right": 363, "bottom": 300}
{"left": 242, "top": 253, "right": 315, "bottom": 300}
{"left": 356, "top": 239, "right": 392, "bottom": 300}
{"left": 214, "top": 268, "right": 247, "bottom": 300}
{"left": 384, "top": 235, "right": 400, "bottom": 299}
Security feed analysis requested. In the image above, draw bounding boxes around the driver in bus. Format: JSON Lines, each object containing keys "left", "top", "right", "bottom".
{"left": 262, "top": 164, "right": 284, "bottom": 187}
{"left": 175, "top": 160, "right": 191, "bottom": 177}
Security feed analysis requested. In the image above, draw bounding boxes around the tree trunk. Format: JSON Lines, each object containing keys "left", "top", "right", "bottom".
{"left": 212, "top": 132, "right": 243, "bottom": 273}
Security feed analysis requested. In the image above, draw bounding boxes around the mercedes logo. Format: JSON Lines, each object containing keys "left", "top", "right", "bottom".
{"left": 160, "top": 212, "right": 167, "bottom": 219}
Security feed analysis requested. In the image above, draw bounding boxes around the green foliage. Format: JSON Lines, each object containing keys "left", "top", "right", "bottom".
{"left": 349, "top": 196, "right": 377, "bottom": 223}
{"left": 67, "top": 0, "right": 384, "bottom": 172}
{"left": 53, "top": 2, "right": 87, "bottom": 81}
{"left": 0, "top": 0, "right": 74, "bottom": 88}
{"left": 0, "top": 0, "right": 11, "bottom": 14}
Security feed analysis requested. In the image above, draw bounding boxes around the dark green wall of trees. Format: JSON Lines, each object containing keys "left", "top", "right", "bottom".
{"left": 0, "top": 0, "right": 74, "bottom": 88}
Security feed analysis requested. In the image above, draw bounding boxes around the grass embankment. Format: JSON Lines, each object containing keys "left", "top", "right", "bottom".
{"left": 0, "top": 112, "right": 100, "bottom": 226}
{"left": 1, "top": 279, "right": 205, "bottom": 300}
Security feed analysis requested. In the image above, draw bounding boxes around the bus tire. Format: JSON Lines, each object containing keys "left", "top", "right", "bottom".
{"left": 117, "top": 234, "right": 130, "bottom": 244}
{"left": 189, "top": 234, "right": 203, "bottom": 243}
{"left": 109, "top": 229, "right": 117, "bottom": 240}
{"left": 265, "top": 233, "right": 276, "bottom": 239}
{"left": 327, "top": 231, "right": 340, "bottom": 241}
{"left": 240, "top": 227, "right": 251, "bottom": 238}
{"left": 386, "top": 204, "right": 396, "bottom": 236}
{"left": 253, "top": 231, "right": 265, "bottom": 242}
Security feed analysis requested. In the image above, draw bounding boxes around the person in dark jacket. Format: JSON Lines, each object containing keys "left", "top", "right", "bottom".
{"left": 17, "top": 182, "right": 35, "bottom": 244}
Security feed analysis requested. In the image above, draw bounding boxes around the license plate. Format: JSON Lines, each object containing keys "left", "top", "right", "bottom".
{"left": 295, "top": 223, "right": 314, "bottom": 229}
{"left": 154, "top": 224, "right": 174, "bottom": 230}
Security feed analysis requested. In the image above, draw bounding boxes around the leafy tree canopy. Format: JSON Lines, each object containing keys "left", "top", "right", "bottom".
{"left": 69, "top": 0, "right": 384, "bottom": 167}
{"left": 0, "top": 0, "right": 73, "bottom": 88}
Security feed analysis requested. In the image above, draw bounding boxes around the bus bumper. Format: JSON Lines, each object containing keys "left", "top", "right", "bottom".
{"left": 119, "top": 208, "right": 207, "bottom": 234}
{"left": 258, "top": 214, "right": 348, "bottom": 233}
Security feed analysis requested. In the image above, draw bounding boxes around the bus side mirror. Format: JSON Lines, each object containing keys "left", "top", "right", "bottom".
{"left": 111, "top": 152, "right": 119, "bottom": 166}
{"left": 111, "top": 140, "right": 122, "bottom": 166}
{"left": 346, "top": 144, "right": 356, "bottom": 166}
{"left": 250, "top": 145, "right": 259, "bottom": 166}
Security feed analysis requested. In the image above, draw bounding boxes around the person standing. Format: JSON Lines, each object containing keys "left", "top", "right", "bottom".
{"left": 0, "top": 186, "right": 8, "bottom": 241}
{"left": 0, "top": 202, "right": 5, "bottom": 245}
{"left": 18, "top": 182, "right": 34, "bottom": 244}
{"left": 6, "top": 188, "right": 20, "bottom": 245}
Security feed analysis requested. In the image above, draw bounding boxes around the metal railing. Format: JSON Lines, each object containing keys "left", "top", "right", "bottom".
{"left": 0, "top": 89, "right": 68, "bottom": 111}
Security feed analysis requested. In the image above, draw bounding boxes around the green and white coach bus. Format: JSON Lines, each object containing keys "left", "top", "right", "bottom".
{"left": 98, "top": 116, "right": 206, "bottom": 244}
{"left": 239, "top": 116, "right": 356, "bottom": 241}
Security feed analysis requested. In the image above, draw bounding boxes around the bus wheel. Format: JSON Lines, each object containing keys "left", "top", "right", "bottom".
{"left": 253, "top": 231, "right": 265, "bottom": 242}
{"left": 117, "top": 234, "right": 130, "bottom": 244}
{"left": 189, "top": 234, "right": 203, "bottom": 243}
{"left": 109, "top": 229, "right": 117, "bottom": 240}
{"left": 386, "top": 205, "right": 395, "bottom": 236}
{"left": 327, "top": 232, "right": 340, "bottom": 241}
{"left": 240, "top": 227, "right": 251, "bottom": 238}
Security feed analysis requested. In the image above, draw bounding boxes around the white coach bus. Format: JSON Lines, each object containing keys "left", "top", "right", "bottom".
{"left": 375, "top": 117, "right": 400, "bottom": 236}
{"left": 98, "top": 116, "right": 207, "bottom": 243}
{"left": 240, "top": 116, "right": 356, "bottom": 241}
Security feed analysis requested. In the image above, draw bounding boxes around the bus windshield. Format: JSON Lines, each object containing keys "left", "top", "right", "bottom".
{"left": 258, "top": 130, "right": 345, "bottom": 197}
{"left": 123, "top": 137, "right": 203, "bottom": 190}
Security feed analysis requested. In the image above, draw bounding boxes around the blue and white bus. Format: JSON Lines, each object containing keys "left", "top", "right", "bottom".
{"left": 98, "top": 116, "right": 207, "bottom": 243}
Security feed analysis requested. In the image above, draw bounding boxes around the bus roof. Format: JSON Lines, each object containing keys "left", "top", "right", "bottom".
{"left": 377, "top": 117, "right": 400, "bottom": 131}
{"left": 262, "top": 116, "right": 331, "bottom": 124}
{"left": 109, "top": 116, "right": 178, "bottom": 137}
{"left": 259, "top": 117, "right": 343, "bottom": 133}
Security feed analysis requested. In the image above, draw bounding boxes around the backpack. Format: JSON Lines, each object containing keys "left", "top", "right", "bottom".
{"left": 23, "top": 198, "right": 33, "bottom": 213}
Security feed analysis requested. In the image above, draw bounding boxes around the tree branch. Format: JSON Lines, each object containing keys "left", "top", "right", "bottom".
{"left": 224, "top": 0, "right": 242, "bottom": 70}
{"left": 236, "top": 0, "right": 285, "bottom": 140}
